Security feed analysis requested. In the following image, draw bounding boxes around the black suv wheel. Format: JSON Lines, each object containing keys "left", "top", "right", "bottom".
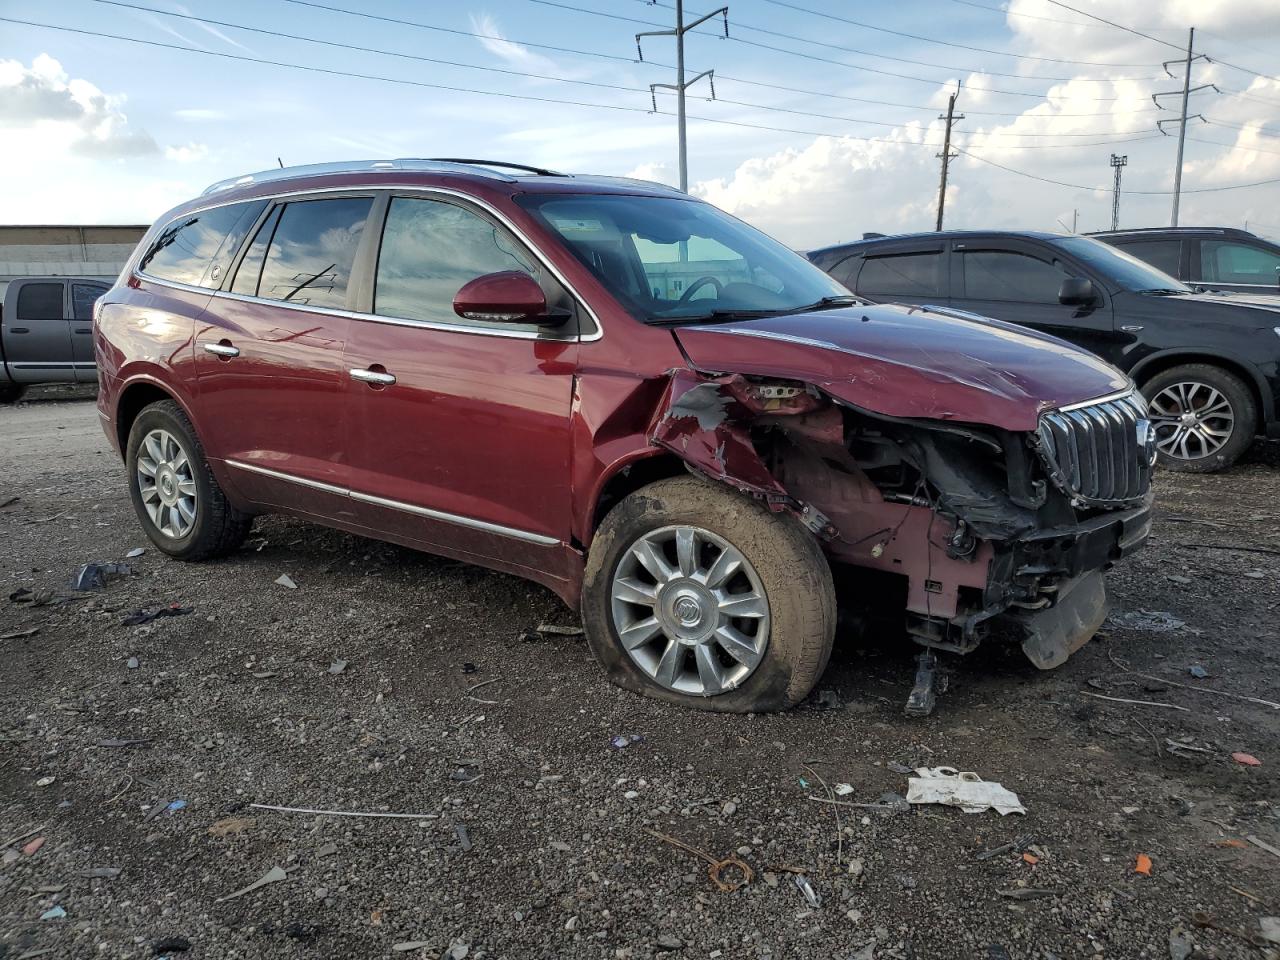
{"left": 1141, "top": 364, "right": 1256, "bottom": 472}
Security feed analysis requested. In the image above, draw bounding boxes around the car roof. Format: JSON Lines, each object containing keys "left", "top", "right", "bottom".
{"left": 808, "top": 229, "right": 1068, "bottom": 259}
{"left": 199, "top": 158, "right": 687, "bottom": 202}
{"left": 1087, "top": 226, "right": 1259, "bottom": 239}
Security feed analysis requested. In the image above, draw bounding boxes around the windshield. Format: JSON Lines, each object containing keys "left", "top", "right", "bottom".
{"left": 516, "top": 193, "right": 851, "bottom": 323}
{"left": 1053, "top": 236, "right": 1193, "bottom": 294}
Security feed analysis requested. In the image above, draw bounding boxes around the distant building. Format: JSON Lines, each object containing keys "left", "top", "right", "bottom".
{"left": 0, "top": 225, "right": 147, "bottom": 298}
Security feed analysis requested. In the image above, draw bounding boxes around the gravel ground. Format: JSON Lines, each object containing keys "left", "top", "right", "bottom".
{"left": 1, "top": 390, "right": 1278, "bottom": 960}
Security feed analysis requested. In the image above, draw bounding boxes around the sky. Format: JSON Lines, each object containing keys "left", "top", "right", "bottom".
{"left": 1, "top": 0, "right": 1278, "bottom": 248}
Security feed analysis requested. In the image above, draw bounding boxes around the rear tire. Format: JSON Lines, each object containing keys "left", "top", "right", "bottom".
{"left": 581, "top": 476, "right": 836, "bottom": 713}
{"left": 126, "top": 400, "right": 251, "bottom": 559}
{"left": 1140, "top": 364, "right": 1256, "bottom": 473}
{"left": 0, "top": 383, "right": 24, "bottom": 404}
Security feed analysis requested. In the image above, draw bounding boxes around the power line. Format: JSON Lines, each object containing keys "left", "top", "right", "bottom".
{"left": 1038, "top": 0, "right": 1185, "bottom": 51}
{"left": 760, "top": 0, "right": 1165, "bottom": 66}
{"left": 625, "top": 0, "right": 1158, "bottom": 83}
{"left": 1185, "top": 135, "right": 1280, "bottom": 158}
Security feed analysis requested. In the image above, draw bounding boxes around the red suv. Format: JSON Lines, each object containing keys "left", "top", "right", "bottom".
{"left": 95, "top": 159, "right": 1154, "bottom": 715}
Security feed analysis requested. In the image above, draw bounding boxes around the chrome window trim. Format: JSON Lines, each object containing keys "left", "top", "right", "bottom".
{"left": 225, "top": 459, "right": 560, "bottom": 547}
{"left": 1053, "top": 386, "right": 1139, "bottom": 413}
{"left": 133, "top": 183, "right": 603, "bottom": 343}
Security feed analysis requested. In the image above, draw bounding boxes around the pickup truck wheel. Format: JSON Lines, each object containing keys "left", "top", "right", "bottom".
{"left": 582, "top": 476, "right": 836, "bottom": 712}
{"left": 1141, "top": 364, "right": 1256, "bottom": 473}
{"left": 0, "top": 384, "right": 24, "bottom": 404}
{"left": 126, "top": 400, "right": 251, "bottom": 559}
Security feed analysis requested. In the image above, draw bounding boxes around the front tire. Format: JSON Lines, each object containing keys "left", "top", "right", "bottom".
{"left": 581, "top": 476, "right": 836, "bottom": 713}
{"left": 126, "top": 400, "right": 251, "bottom": 559}
{"left": 1141, "top": 364, "right": 1256, "bottom": 473}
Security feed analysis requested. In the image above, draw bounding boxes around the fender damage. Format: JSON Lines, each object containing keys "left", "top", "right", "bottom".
{"left": 648, "top": 363, "right": 1153, "bottom": 671}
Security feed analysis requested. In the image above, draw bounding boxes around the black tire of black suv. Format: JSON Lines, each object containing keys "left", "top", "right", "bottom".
{"left": 581, "top": 476, "right": 837, "bottom": 713}
{"left": 126, "top": 399, "right": 253, "bottom": 560}
{"left": 1140, "top": 363, "right": 1257, "bottom": 473}
{"left": 0, "top": 383, "right": 24, "bottom": 404}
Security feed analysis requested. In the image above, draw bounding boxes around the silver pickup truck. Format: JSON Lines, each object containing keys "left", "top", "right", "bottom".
{"left": 1, "top": 276, "right": 109, "bottom": 401}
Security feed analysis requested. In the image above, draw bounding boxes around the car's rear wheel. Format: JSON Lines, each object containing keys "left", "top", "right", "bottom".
{"left": 581, "top": 476, "right": 836, "bottom": 712}
{"left": 0, "top": 383, "right": 24, "bottom": 404}
{"left": 126, "top": 399, "right": 252, "bottom": 559}
{"left": 1140, "top": 364, "right": 1256, "bottom": 473}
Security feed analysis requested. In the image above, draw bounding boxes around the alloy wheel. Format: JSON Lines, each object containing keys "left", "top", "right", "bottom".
{"left": 136, "top": 428, "right": 198, "bottom": 538}
{"left": 1147, "top": 381, "right": 1235, "bottom": 462}
{"left": 610, "top": 525, "right": 770, "bottom": 696}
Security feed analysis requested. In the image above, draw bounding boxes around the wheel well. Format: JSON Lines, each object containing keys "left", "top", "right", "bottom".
{"left": 1133, "top": 354, "right": 1266, "bottom": 421}
{"left": 591, "top": 453, "right": 687, "bottom": 534}
{"left": 115, "top": 382, "right": 175, "bottom": 451}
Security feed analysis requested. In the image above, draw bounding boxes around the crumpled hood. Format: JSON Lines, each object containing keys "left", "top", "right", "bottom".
{"left": 673, "top": 303, "right": 1129, "bottom": 433}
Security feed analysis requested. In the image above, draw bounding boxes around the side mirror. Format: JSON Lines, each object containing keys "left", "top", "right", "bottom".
{"left": 1058, "top": 277, "right": 1095, "bottom": 306}
{"left": 453, "top": 271, "right": 552, "bottom": 325}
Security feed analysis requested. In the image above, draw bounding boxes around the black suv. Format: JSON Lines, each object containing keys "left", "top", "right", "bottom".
{"left": 1089, "top": 227, "right": 1280, "bottom": 295}
{"left": 809, "top": 231, "right": 1280, "bottom": 472}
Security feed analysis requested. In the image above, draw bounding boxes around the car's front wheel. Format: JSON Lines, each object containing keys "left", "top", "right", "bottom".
{"left": 126, "top": 399, "right": 252, "bottom": 559}
{"left": 582, "top": 476, "right": 836, "bottom": 712}
{"left": 1141, "top": 363, "right": 1256, "bottom": 473}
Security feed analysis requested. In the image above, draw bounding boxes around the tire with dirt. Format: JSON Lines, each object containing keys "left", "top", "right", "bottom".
{"left": 125, "top": 399, "right": 252, "bottom": 560}
{"left": 0, "top": 383, "right": 24, "bottom": 404}
{"left": 582, "top": 475, "right": 836, "bottom": 712}
{"left": 1140, "top": 363, "right": 1256, "bottom": 473}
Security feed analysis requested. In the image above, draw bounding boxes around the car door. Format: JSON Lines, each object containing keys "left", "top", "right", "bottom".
{"left": 850, "top": 244, "right": 948, "bottom": 307}
{"left": 341, "top": 192, "right": 578, "bottom": 575}
{"left": 194, "top": 194, "right": 375, "bottom": 512}
{"left": 3, "top": 280, "right": 73, "bottom": 383}
{"left": 70, "top": 281, "right": 108, "bottom": 382}
{"left": 1191, "top": 238, "right": 1280, "bottom": 294}
{"left": 949, "top": 239, "right": 1121, "bottom": 364}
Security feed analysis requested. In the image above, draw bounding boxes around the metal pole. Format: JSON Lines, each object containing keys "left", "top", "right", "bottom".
{"left": 1110, "top": 154, "right": 1127, "bottom": 231}
{"left": 1171, "top": 27, "right": 1194, "bottom": 227}
{"left": 676, "top": 0, "right": 687, "bottom": 193}
{"left": 935, "top": 86, "right": 962, "bottom": 232}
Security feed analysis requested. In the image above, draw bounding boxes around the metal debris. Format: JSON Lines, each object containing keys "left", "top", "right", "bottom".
{"left": 906, "top": 767, "right": 1026, "bottom": 816}
{"left": 274, "top": 574, "right": 297, "bottom": 589}
{"left": 793, "top": 873, "right": 821, "bottom": 908}
{"left": 215, "top": 865, "right": 288, "bottom": 903}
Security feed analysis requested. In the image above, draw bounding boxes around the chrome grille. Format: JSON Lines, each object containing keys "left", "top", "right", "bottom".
{"left": 1036, "top": 390, "right": 1152, "bottom": 507}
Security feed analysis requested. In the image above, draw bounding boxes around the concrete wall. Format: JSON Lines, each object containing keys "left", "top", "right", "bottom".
{"left": 0, "top": 225, "right": 148, "bottom": 298}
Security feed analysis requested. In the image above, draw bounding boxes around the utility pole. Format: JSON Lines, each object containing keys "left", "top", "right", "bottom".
{"left": 636, "top": 1, "right": 729, "bottom": 193}
{"left": 1152, "top": 27, "right": 1216, "bottom": 226}
{"left": 1109, "top": 154, "right": 1128, "bottom": 231}
{"left": 935, "top": 83, "right": 963, "bottom": 231}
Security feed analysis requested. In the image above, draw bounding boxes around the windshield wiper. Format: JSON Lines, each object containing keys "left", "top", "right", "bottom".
{"left": 648, "top": 308, "right": 785, "bottom": 326}
{"left": 1139, "top": 288, "right": 1189, "bottom": 296}
{"left": 789, "top": 295, "right": 861, "bottom": 312}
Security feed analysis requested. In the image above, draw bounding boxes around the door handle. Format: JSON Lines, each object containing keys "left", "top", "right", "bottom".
{"left": 9, "top": 327, "right": 29, "bottom": 334}
{"left": 75, "top": 328, "right": 92, "bottom": 335}
{"left": 203, "top": 342, "right": 240, "bottom": 358}
{"left": 349, "top": 367, "right": 396, "bottom": 386}
{"left": 1119, "top": 325, "right": 1144, "bottom": 333}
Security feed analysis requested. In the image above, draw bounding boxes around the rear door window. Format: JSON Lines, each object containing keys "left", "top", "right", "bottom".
{"left": 856, "top": 252, "right": 943, "bottom": 299}
{"left": 255, "top": 198, "right": 373, "bottom": 309}
{"left": 16, "top": 282, "right": 64, "bottom": 320}
{"left": 139, "top": 200, "right": 267, "bottom": 287}
{"left": 960, "top": 250, "right": 1067, "bottom": 303}
{"left": 1197, "top": 240, "right": 1280, "bottom": 286}
{"left": 72, "top": 283, "right": 109, "bottom": 320}
{"left": 1113, "top": 239, "right": 1181, "bottom": 278}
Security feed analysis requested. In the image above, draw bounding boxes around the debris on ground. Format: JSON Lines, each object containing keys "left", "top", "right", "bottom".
{"left": 834, "top": 783, "right": 855, "bottom": 795}
{"left": 392, "top": 942, "right": 433, "bottom": 953}
{"left": 610, "top": 733, "right": 642, "bottom": 749}
{"left": 1107, "top": 610, "right": 1185, "bottom": 633}
{"left": 78, "top": 867, "right": 121, "bottom": 878}
{"left": 1188, "top": 664, "right": 1209, "bottom": 679}
{"left": 215, "top": 865, "right": 288, "bottom": 903}
{"left": 1259, "top": 917, "right": 1280, "bottom": 945}
{"left": 95, "top": 738, "right": 151, "bottom": 748}
{"left": 21, "top": 836, "right": 45, "bottom": 856}
{"left": 208, "top": 817, "right": 256, "bottom": 837}
{"left": 151, "top": 935, "right": 192, "bottom": 953}
{"left": 1135, "top": 853, "right": 1153, "bottom": 875}
{"left": 274, "top": 574, "right": 297, "bottom": 589}
{"left": 121, "top": 604, "right": 194, "bottom": 626}
{"left": 996, "top": 888, "right": 1058, "bottom": 901}
{"left": 39, "top": 905, "right": 67, "bottom": 920}
{"left": 975, "top": 834, "right": 1036, "bottom": 861}
{"left": 328, "top": 659, "right": 348, "bottom": 675}
{"left": 461, "top": 662, "right": 477, "bottom": 674}
{"left": 1231, "top": 752, "right": 1262, "bottom": 766}
{"left": 534, "top": 623, "right": 584, "bottom": 636}
{"left": 126, "top": 657, "right": 139, "bottom": 669}
{"left": 35, "top": 776, "right": 55, "bottom": 787}
{"left": 1, "top": 627, "right": 40, "bottom": 640}
{"left": 645, "top": 828, "right": 753, "bottom": 892}
{"left": 71, "top": 561, "right": 133, "bottom": 591}
{"left": 249, "top": 802, "right": 438, "bottom": 820}
{"left": 905, "top": 768, "right": 1026, "bottom": 815}
{"left": 793, "top": 873, "right": 821, "bottom": 908}
{"left": 126, "top": 547, "right": 146, "bottom": 558}
{"left": 455, "top": 823, "right": 473, "bottom": 852}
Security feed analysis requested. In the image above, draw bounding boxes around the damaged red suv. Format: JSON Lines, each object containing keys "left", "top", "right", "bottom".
{"left": 96, "top": 159, "right": 1154, "bottom": 715}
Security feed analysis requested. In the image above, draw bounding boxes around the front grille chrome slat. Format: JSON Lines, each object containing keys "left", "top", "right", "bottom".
{"left": 1036, "top": 390, "right": 1152, "bottom": 508}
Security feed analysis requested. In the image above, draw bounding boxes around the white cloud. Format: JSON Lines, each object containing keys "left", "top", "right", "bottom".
{"left": 174, "top": 107, "right": 226, "bottom": 121}
{"left": 165, "top": 142, "right": 210, "bottom": 163}
{"left": 468, "top": 13, "right": 561, "bottom": 74}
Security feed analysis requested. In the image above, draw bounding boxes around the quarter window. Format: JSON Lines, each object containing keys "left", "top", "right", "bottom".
{"left": 139, "top": 200, "right": 267, "bottom": 288}
{"left": 961, "top": 250, "right": 1067, "bottom": 303}
{"left": 374, "top": 197, "right": 540, "bottom": 327}
{"left": 857, "top": 252, "right": 943, "bottom": 299}
{"left": 16, "top": 282, "right": 63, "bottom": 320}
{"left": 1198, "top": 240, "right": 1280, "bottom": 286}
{"left": 255, "top": 197, "right": 373, "bottom": 309}
{"left": 72, "top": 283, "right": 108, "bottom": 321}
{"left": 1113, "top": 240, "right": 1181, "bottom": 278}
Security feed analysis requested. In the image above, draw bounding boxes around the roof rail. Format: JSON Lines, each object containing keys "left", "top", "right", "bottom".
{"left": 200, "top": 158, "right": 555, "bottom": 196}
{"left": 420, "top": 158, "right": 564, "bottom": 176}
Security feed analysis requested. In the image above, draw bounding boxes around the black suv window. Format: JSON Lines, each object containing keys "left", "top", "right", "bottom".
{"left": 961, "top": 250, "right": 1067, "bottom": 303}
{"left": 374, "top": 197, "right": 540, "bottom": 328}
{"left": 1114, "top": 239, "right": 1181, "bottom": 278}
{"left": 1198, "top": 240, "right": 1280, "bottom": 287}
{"left": 72, "top": 283, "right": 108, "bottom": 320}
{"left": 16, "top": 282, "right": 63, "bottom": 320}
{"left": 857, "top": 252, "right": 942, "bottom": 298}
{"left": 140, "top": 200, "right": 267, "bottom": 288}
{"left": 254, "top": 198, "right": 373, "bottom": 309}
